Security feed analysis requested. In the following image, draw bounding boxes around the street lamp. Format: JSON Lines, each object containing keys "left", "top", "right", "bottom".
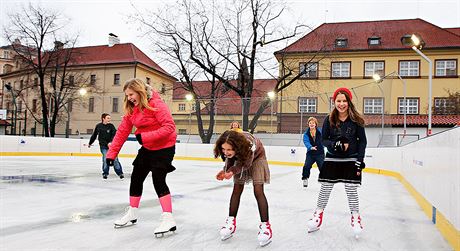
{"left": 373, "top": 72, "right": 407, "bottom": 135}
{"left": 4, "top": 83, "right": 17, "bottom": 135}
{"left": 371, "top": 74, "right": 386, "bottom": 146}
{"left": 267, "top": 91, "right": 276, "bottom": 133}
{"left": 401, "top": 34, "right": 432, "bottom": 136}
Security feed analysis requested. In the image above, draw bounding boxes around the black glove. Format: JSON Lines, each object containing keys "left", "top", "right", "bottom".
{"left": 135, "top": 134, "right": 143, "bottom": 145}
{"left": 355, "top": 160, "right": 365, "bottom": 170}
{"left": 106, "top": 158, "right": 114, "bottom": 167}
{"left": 333, "top": 136, "right": 349, "bottom": 153}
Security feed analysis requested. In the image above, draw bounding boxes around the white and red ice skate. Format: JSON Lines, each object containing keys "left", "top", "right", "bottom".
{"left": 307, "top": 210, "right": 323, "bottom": 233}
{"left": 114, "top": 206, "right": 138, "bottom": 228}
{"left": 351, "top": 214, "right": 363, "bottom": 239}
{"left": 220, "top": 216, "right": 236, "bottom": 241}
{"left": 257, "top": 222, "right": 272, "bottom": 247}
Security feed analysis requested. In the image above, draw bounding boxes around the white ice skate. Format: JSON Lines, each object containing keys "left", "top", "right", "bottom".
{"left": 154, "top": 212, "right": 176, "bottom": 237}
{"left": 307, "top": 210, "right": 323, "bottom": 233}
{"left": 220, "top": 216, "right": 236, "bottom": 241}
{"left": 303, "top": 179, "right": 308, "bottom": 187}
{"left": 114, "top": 206, "right": 138, "bottom": 228}
{"left": 257, "top": 222, "right": 272, "bottom": 247}
{"left": 351, "top": 214, "right": 363, "bottom": 239}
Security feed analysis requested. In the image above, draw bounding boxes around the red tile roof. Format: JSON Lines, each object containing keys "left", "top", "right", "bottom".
{"left": 364, "top": 114, "right": 460, "bottom": 126}
{"left": 68, "top": 43, "right": 174, "bottom": 79}
{"left": 446, "top": 28, "right": 460, "bottom": 37}
{"left": 276, "top": 18, "right": 460, "bottom": 55}
{"left": 173, "top": 79, "right": 278, "bottom": 115}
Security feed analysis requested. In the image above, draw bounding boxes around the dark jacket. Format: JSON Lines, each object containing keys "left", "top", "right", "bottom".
{"left": 89, "top": 123, "right": 117, "bottom": 148}
{"left": 322, "top": 115, "right": 367, "bottom": 162}
{"left": 303, "top": 128, "right": 325, "bottom": 155}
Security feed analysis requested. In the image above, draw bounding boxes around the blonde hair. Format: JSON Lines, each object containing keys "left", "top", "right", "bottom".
{"left": 307, "top": 117, "right": 318, "bottom": 127}
{"left": 123, "top": 78, "right": 154, "bottom": 115}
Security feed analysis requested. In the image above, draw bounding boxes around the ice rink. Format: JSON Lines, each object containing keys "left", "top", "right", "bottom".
{"left": 0, "top": 156, "right": 452, "bottom": 250}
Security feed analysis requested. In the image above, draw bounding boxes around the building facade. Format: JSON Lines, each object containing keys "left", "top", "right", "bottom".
{"left": 274, "top": 18, "right": 460, "bottom": 143}
{"left": 0, "top": 42, "right": 176, "bottom": 136}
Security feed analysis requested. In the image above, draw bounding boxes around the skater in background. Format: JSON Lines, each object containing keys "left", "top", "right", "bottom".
{"left": 229, "top": 121, "right": 243, "bottom": 132}
{"left": 106, "top": 78, "right": 178, "bottom": 236}
{"left": 214, "top": 130, "right": 272, "bottom": 247}
{"left": 88, "top": 113, "right": 124, "bottom": 179}
{"left": 307, "top": 87, "right": 367, "bottom": 238}
{"left": 301, "top": 116, "right": 325, "bottom": 187}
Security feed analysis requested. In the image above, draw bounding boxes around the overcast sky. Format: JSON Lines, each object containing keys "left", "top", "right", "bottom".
{"left": 1, "top": 0, "right": 459, "bottom": 75}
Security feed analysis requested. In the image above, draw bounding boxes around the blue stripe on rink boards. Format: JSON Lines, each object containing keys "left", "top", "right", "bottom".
{"left": 432, "top": 206, "right": 436, "bottom": 224}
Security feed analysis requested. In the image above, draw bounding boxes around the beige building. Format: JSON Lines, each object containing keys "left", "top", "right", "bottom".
{"left": 274, "top": 18, "right": 460, "bottom": 136}
{"left": 0, "top": 41, "right": 176, "bottom": 136}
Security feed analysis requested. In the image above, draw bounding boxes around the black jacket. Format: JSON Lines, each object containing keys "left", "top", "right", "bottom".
{"left": 89, "top": 123, "right": 117, "bottom": 148}
{"left": 322, "top": 115, "right": 367, "bottom": 162}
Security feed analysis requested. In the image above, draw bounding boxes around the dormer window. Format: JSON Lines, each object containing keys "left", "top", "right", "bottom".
{"left": 335, "top": 38, "right": 348, "bottom": 48}
{"left": 368, "top": 36, "right": 381, "bottom": 46}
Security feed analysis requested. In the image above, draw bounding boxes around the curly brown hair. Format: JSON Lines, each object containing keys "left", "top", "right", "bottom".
{"left": 213, "top": 130, "right": 252, "bottom": 163}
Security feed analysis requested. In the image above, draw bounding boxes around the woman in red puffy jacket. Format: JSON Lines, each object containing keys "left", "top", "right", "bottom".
{"left": 107, "top": 78, "right": 177, "bottom": 236}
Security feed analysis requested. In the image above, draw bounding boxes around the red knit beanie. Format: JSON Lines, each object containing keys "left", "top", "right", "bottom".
{"left": 333, "top": 87, "right": 352, "bottom": 101}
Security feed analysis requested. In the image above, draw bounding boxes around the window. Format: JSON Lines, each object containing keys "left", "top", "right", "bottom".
{"left": 146, "top": 77, "right": 151, "bottom": 85}
{"left": 363, "top": 98, "right": 383, "bottom": 114}
{"left": 191, "top": 103, "right": 196, "bottom": 111}
{"left": 435, "top": 60, "right": 457, "bottom": 77}
{"left": 398, "top": 98, "right": 419, "bottom": 114}
{"left": 17, "top": 100, "right": 23, "bottom": 112}
{"left": 178, "top": 129, "right": 187, "bottom": 134}
{"left": 20, "top": 80, "right": 24, "bottom": 89}
{"left": 69, "top": 75, "right": 74, "bottom": 85}
{"left": 88, "top": 97, "right": 95, "bottom": 113}
{"left": 434, "top": 98, "right": 456, "bottom": 115}
{"left": 368, "top": 37, "right": 381, "bottom": 46}
{"left": 161, "top": 83, "right": 166, "bottom": 94}
{"left": 112, "top": 97, "right": 119, "bottom": 113}
{"left": 335, "top": 38, "right": 348, "bottom": 48}
{"left": 114, "top": 74, "right": 120, "bottom": 85}
{"left": 299, "top": 62, "right": 318, "bottom": 78}
{"left": 90, "top": 74, "right": 96, "bottom": 85}
{"left": 364, "top": 61, "right": 384, "bottom": 78}
{"left": 33, "top": 78, "right": 38, "bottom": 89}
{"left": 3, "top": 50, "right": 10, "bottom": 59}
{"left": 299, "top": 97, "right": 317, "bottom": 113}
{"left": 32, "top": 99, "right": 37, "bottom": 113}
{"left": 399, "top": 61, "right": 419, "bottom": 77}
{"left": 331, "top": 62, "right": 351, "bottom": 78}
{"left": 86, "top": 129, "right": 93, "bottom": 134}
{"left": 50, "top": 76, "right": 56, "bottom": 86}
{"left": 178, "top": 103, "right": 186, "bottom": 111}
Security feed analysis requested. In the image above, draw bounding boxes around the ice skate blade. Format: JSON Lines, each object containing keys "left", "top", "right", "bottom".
{"left": 307, "top": 227, "right": 320, "bottom": 233}
{"left": 114, "top": 220, "right": 137, "bottom": 229}
{"left": 259, "top": 239, "right": 272, "bottom": 247}
{"left": 221, "top": 234, "right": 233, "bottom": 241}
{"left": 154, "top": 226, "right": 177, "bottom": 238}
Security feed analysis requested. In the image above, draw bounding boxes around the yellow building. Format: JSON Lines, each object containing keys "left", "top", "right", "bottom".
{"left": 0, "top": 41, "right": 176, "bottom": 136}
{"left": 275, "top": 18, "right": 460, "bottom": 136}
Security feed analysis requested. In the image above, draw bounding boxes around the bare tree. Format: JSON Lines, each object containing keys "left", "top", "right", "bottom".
{"left": 4, "top": 4, "right": 66, "bottom": 137}
{"left": 134, "top": 0, "right": 332, "bottom": 135}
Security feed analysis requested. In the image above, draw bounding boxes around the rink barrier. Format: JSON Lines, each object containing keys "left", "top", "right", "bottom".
{"left": 1, "top": 129, "right": 459, "bottom": 251}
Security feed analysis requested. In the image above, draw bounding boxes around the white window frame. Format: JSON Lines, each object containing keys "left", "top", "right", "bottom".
{"left": 112, "top": 97, "right": 119, "bottom": 113}
{"left": 399, "top": 61, "right": 419, "bottom": 77}
{"left": 299, "top": 62, "right": 318, "bottom": 78}
{"left": 363, "top": 98, "right": 383, "bottom": 114}
{"left": 398, "top": 98, "right": 419, "bottom": 114}
{"left": 435, "top": 60, "right": 457, "bottom": 77}
{"left": 364, "top": 61, "right": 384, "bottom": 77}
{"left": 299, "top": 97, "right": 317, "bottom": 113}
{"left": 331, "top": 62, "right": 350, "bottom": 78}
{"left": 178, "top": 103, "right": 186, "bottom": 111}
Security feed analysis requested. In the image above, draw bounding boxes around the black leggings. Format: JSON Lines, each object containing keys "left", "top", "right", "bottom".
{"left": 129, "top": 165, "right": 170, "bottom": 198}
{"left": 228, "top": 183, "right": 269, "bottom": 222}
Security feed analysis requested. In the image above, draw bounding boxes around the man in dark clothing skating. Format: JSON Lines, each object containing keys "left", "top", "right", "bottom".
{"left": 89, "top": 113, "right": 124, "bottom": 179}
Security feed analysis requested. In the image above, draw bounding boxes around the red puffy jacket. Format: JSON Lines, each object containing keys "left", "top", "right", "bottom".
{"left": 107, "top": 91, "right": 177, "bottom": 159}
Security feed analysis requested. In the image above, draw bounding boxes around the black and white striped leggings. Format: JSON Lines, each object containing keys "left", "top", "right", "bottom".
{"left": 316, "top": 182, "right": 359, "bottom": 213}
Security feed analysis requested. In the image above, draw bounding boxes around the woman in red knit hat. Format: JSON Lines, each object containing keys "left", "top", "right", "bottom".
{"left": 306, "top": 87, "right": 367, "bottom": 239}
{"left": 106, "top": 78, "right": 177, "bottom": 237}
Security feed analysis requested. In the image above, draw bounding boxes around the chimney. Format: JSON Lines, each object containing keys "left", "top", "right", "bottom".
{"left": 108, "top": 33, "right": 120, "bottom": 47}
{"left": 54, "top": 41, "right": 64, "bottom": 50}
